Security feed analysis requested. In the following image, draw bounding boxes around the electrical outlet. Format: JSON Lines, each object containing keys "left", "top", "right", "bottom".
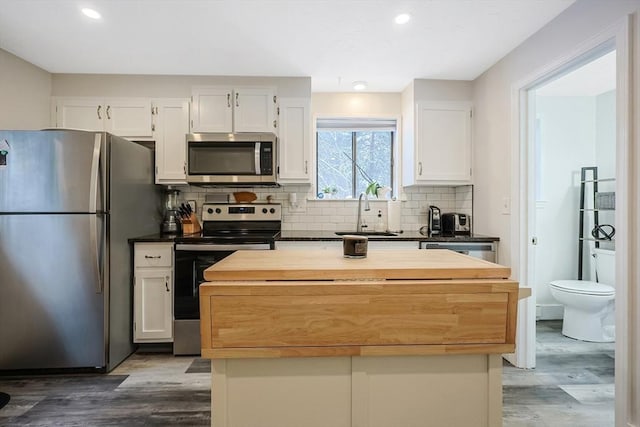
{"left": 289, "top": 198, "right": 306, "bottom": 213}
{"left": 187, "top": 200, "right": 197, "bottom": 213}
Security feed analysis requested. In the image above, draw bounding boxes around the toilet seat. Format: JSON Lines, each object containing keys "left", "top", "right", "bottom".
{"left": 550, "top": 279, "right": 614, "bottom": 296}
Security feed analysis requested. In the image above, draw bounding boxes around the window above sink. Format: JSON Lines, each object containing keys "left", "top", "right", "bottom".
{"left": 316, "top": 117, "right": 396, "bottom": 200}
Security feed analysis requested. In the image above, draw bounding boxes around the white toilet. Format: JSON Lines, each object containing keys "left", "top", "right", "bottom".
{"left": 549, "top": 247, "right": 615, "bottom": 342}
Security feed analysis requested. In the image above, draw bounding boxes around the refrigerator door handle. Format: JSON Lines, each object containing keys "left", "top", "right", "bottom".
{"left": 90, "top": 214, "right": 103, "bottom": 294}
{"left": 89, "top": 133, "right": 102, "bottom": 213}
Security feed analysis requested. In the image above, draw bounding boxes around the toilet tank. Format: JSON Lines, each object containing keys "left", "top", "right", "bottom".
{"left": 591, "top": 248, "right": 616, "bottom": 286}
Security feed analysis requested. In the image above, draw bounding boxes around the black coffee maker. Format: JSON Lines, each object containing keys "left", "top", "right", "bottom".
{"left": 428, "top": 205, "right": 441, "bottom": 236}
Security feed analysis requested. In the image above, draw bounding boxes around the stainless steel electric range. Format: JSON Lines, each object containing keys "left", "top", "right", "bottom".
{"left": 173, "top": 202, "right": 281, "bottom": 355}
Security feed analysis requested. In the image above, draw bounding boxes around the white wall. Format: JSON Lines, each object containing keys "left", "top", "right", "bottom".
{"left": 0, "top": 48, "right": 51, "bottom": 129}
{"left": 472, "top": 0, "right": 638, "bottom": 272}
{"left": 534, "top": 96, "right": 597, "bottom": 305}
{"left": 311, "top": 93, "right": 401, "bottom": 117}
{"left": 52, "top": 74, "right": 310, "bottom": 98}
{"left": 413, "top": 79, "right": 473, "bottom": 101}
{"left": 472, "top": 1, "right": 639, "bottom": 422}
{"left": 596, "top": 89, "right": 617, "bottom": 182}
{"left": 595, "top": 90, "right": 616, "bottom": 247}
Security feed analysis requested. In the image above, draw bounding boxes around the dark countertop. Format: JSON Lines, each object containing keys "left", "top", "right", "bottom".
{"left": 129, "top": 233, "right": 179, "bottom": 243}
{"left": 279, "top": 230, "right": 499, "bottom": 242}
{"left": 130, "top": 231, "right": 500, "bottom": 244}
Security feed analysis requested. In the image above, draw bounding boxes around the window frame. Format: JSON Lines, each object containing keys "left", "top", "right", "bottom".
{"left": 315, "top": 122, "right": 395, "bottom": 200}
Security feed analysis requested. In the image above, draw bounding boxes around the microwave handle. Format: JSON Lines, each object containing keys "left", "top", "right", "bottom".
{"left": 255, "top": 142, "right": 261, "bottom": 174}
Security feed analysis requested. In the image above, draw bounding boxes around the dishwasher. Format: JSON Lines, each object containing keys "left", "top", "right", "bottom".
{"left": 419, "top": 241, "right": 497, "bottom": 263}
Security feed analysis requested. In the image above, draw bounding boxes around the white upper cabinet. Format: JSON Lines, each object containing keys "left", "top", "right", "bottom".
{"left": 152, "top": 98, "right": 190, "bottom": 184}
{"left": 405, "top": 101, "right": 473, "bottom": 185}
{"left": 54, "top": 97, "right": 153, "bottom": 138}
{"left": 55, "top": 98, "right": 104, "bottom": 131}
{"left": 277, "top": 97, "right": 311, "bottom": 183}
{"left": 107, "top": 99, "right": 153, "bottom": 137}
{"left": 234, "top": 87, "right": 277, "bottom": 132}
{"left": 190, "top": 87, "right": 233, "bottom": 132}
{"left": 190, "top": 86, "right": 276, "bottom": 133}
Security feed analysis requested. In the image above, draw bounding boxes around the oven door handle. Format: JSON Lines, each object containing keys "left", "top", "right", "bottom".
{"left": 175, "top": 243, "right": 272, "bottom": 251}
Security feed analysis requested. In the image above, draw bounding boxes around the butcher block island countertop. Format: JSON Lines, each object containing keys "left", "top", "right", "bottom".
{"left": 203, "top": 248, "right": 510, "bottom": 281}
{"left": 200, "top": 249, "right": 519, "bottom": 359}
{"left": 200, "top": 249, "right": 525, "bottom": 427}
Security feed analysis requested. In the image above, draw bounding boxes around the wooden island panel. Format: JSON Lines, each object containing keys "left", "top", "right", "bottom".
{"left": 200, "top": 278, "right": 519, "bottom": 358}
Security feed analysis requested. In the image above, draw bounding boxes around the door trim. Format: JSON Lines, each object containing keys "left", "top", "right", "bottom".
{"left": 510, "top": 15, "right": 632, "bottom": 425}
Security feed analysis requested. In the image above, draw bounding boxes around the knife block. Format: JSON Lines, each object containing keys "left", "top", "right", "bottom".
{"left": 182, "top": 213, "right": 202, "bottom": 235}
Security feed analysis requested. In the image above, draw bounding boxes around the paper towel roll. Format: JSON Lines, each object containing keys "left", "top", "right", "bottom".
{"left": 387, "top": 200, "right": 402, "bottom": 232}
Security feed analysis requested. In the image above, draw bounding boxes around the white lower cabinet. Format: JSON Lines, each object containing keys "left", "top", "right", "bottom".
{"left": 133, "top": 243, "right": 173, "bottom": 343}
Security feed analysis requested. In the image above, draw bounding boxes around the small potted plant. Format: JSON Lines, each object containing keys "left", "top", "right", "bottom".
{"left": 344, "top": 153, "right": 391, "bottom": 199}
{"left": 321, "top": 185, "right": 338, "bottom": 199}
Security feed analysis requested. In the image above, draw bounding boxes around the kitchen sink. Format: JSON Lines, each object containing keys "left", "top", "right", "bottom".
{"left": 335, "top": 231, "right": 398, "bottom": 237}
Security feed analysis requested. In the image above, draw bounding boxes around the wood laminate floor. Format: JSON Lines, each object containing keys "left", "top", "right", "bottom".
{"left": 503, "top": 320, "right": 615, "bottom": 426}
{"left": 0, "top": 320, "right": 614, "bottom": 426}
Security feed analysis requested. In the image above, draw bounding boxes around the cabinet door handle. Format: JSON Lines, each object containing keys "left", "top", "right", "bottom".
{"left": 418, "top": 162, "right": 423, "bottom": 175}
{"left": 97, "top": 105, "right": 102, "bottom": 120}
{"left": 144, "top": 255, "right": 161, "bottom": 259}
{"left": 165, "top": 276, "right": 170, "bottom": 292}
{"left": 227, "top": 93, "right": 231, "bottom": 108}
{"left": 304, "top": 160, "right": 308, "bottom": 174}
{"left": 106, "top": 106, "right": 111, "bottom": 120}
{"left": 235, "top": 92, "right": 239, "bottom": 107}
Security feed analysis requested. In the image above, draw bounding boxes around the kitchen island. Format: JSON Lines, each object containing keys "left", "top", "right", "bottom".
{"left": 200, "top": 249, "right": 524, "bottom": 427}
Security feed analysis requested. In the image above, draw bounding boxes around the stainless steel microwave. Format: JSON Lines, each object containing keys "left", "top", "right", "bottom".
{"left": 186, "top": 132, "right": 277, "bottom": 185}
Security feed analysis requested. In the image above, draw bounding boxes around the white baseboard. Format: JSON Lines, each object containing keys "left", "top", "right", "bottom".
{"left": 536, "top": 304, "right": 564, "bottom": 320}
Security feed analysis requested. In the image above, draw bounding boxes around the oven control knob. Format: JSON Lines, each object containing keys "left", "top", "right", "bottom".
{"left": 207, "top": 208, "right": 214, "bottom": 214}
{"left": 215, "top": 208, "right": 222, "bottom": 214}
{"left": 262, "top": 208, "right": 268, "bottom": 214}
{"left": 269, "top": 208, "right": 276, "bottom": 214}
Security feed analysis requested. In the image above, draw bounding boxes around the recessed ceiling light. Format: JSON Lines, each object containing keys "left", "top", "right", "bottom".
{"left": 394, "top": 13, "right": 411, "bottom": 25}
{"left": 352, "top": 81, "right": 367, "bottom": 91}
{"left": 81, "top": 8, "right": 102, "bottom": 20}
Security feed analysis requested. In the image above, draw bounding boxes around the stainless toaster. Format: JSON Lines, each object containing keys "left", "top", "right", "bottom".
{"left": 441, "top": 213, "right": 471, "bottom": 236}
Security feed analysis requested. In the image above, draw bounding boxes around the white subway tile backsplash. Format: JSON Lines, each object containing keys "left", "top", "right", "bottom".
{"left": 180, "top": 184, "right": 473, "bottom": 233}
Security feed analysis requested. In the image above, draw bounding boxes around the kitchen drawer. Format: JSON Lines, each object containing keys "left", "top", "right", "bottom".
{"left": 134, "top": 243, "right": 173, "bottom": 268}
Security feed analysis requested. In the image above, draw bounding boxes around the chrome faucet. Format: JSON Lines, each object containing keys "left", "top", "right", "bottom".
{"left": 356, "top": 192, "right": 371, "bottom": 232}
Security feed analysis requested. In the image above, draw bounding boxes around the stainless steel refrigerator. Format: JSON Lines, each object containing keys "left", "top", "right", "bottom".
{"left": 0, "top": 130, "right": 161, "bottom": 372}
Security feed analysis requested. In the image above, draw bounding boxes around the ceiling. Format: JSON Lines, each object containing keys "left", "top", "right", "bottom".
{"left": 0, "top": 0, "right": 575, "bottom": 92}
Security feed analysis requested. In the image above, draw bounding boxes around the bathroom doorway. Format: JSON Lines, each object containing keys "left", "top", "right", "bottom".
{"left": 529, "top": 50, "right": 616, "bottom": 328}
{"left": 528, "top": 48, "right": 616, "bottom": 423}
